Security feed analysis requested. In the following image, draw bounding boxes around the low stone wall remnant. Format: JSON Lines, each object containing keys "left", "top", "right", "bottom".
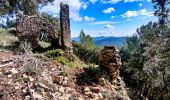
{"left": 99, "top": 46, "right": 122, "bottom": 81}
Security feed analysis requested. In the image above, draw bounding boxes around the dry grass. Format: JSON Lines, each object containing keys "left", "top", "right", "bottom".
{"left": 0, "top": 28, "right": 18, "bottom": 47}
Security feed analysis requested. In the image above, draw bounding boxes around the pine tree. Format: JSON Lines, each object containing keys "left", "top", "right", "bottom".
{"left": 0, "top": 0, "right": 54, "bottom": 16}
{"left": 152, "top": 0, "right": 170, "bottom": 25}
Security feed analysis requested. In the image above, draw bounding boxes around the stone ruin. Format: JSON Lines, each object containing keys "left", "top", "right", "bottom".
{"left": 16, "top": 13, "right": 60, "bottom": 49}
{"left": 16, "top": 2, "right": 72, "bottom": 55}
{"left": 99, "top": 46, "right": 122, "bottom": 81}
{"left": 60, "top": 2, "right": 72, "bottom": 55}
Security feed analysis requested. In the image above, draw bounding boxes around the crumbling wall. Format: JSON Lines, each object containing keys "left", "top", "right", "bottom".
{"left": 16, "top": 13, "right": 59, "bottom": 49}
{"left": 16, "top": 2, "right": 73, "bottom": 53}
{"left": 60, "top": 2, "right": 72, "bottom": 55}
{"left": 99, "top": 46, "right": 122, "bottom": 81}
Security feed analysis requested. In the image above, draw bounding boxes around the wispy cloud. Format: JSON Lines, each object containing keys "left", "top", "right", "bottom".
{"left": 101, "top": 0, "right": 122, "bottom": 4}
{"left": 122, "top": 8, "right": 153, "bottom": 18}
{"left": 103, "top": 7, "right": 115, "bottom": 14}
{"left": 84, "top": 16, "right": 95, "bottom": 21}
{"left": 90, "top": 21, "right": 117, "bottom": 25}
{"left": 124, "top": 0, "right": 143, "bottom": 3}
{"left": 82, "top": 2, "right": 88, "bottom": 10}
{"left": 104, "top": 24, "right": 114, "bottom": 29}
{"left": 39, "top": 0, "right": 86, "bottom": 21}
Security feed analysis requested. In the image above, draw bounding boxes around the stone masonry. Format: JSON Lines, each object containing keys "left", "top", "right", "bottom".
{"left": 60, "top": 2, "right": 72, "bottom": 56}
{"left": 16, "top": 13, "right": 60, "bottom": 49}
{"left": 99, "top": 46, "right": 122, "bottom": 81}
{"left": 16, "top": 2, "right": 73, "bottom": 54}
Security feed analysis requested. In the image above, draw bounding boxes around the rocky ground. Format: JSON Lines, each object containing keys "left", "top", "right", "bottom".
{"left": 0, "top": 51, "right": 130, "bottom": 100}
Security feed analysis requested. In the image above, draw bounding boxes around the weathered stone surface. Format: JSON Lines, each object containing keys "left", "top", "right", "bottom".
{"left": 99, "top": 78, "right": 106, "bottom": 86}
{"left": 62, "top": 77, "right": 68, "bottom": 86}
{"left": 58, "top": 86, "right": 65, "bottom": 93}
{"left": 52, "top": 75, "right": 64, "bottom": 84}
{"left": 84, "top": 87, "right": 91, "bottom": 93}
{"left": 60, "top": 2, "right": 72, "bottom": 56}
{"left": 16, "top": 13, "right": 59, "bottom": 49}
{"left": 99, "top": 46, "right": 122, "bottom": 80}
{"left": 90, "top": 87, "right": 100, "bottom": 93}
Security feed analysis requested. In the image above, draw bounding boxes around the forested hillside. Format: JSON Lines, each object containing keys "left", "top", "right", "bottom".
{"left": 72, "top": 36, "right": 126, "bottom": 47}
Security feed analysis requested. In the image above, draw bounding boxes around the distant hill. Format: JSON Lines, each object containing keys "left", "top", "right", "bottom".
{"left": 72, "top": 36, "right": 127, "bottom": 47}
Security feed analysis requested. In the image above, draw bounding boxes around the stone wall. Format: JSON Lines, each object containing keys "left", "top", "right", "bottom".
{"left": 16, "top": 2, "right": 73, "bottom": 54}
{"left": 16, "top": 13, "right": 59, "bottom": 49}
{"left": 60, "top": 2, "right": 72, "bottom": 55}
{"left": 99, "top": 46, "right": 122, "bottom": 81}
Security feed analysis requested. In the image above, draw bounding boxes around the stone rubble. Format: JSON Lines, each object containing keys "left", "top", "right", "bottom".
{"left": 0, "top": 50, "right": 131, "bottom": 100}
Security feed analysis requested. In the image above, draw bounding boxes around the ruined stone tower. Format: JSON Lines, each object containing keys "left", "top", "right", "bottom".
{"left": 60, "top": 2, "right": 72, "bottom": 56}
{"left": 99, "top": 46, "right": 122, "bottom": 81}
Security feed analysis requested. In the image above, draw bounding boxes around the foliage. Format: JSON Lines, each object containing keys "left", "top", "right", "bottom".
{"left": 41, "top": 12, "right": 60, "bottom": 36}
{"left": 73, "top": 30, "right": 100, "bottom": 64}
{"left": 0, "top": 27, "right": 18, "bottom": 47}
{"left": 23, "top": 62, "right": 42, "bottom": 76}
{"left": 152, "top": 0, "right": 170, "bottom": 25}
{"left": 0, "top": 0, "right": 54, "bottom": 16}
{"left": 73, "top": 41, "right": 100, "bottom": 64}
{"left": 45, "top": 49, "right": 63, "bottom": 58}
{"left": 120, "top": 35, "right": 140, "bottom": 62}
{"left": 56, "top": 56, "right": 69, "bottom": 65}
{"left": 79, "top": 29, "right": 95, "bottom": 49}
{"left": 120, "top": 21, "right": 170, "bottom": 99}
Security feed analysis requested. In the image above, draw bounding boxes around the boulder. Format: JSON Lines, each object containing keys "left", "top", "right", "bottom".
{"left": 90, "top": 87, "right": 100, "bottom": 93}
{"left": 52, "top": 75, "right": 64, "bottom": 84}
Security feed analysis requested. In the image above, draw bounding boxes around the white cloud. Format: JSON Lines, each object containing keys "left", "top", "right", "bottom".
{"left": 101, "top": 0, "right": 122, "bottom": 4}
{"left": 103, "top": 7, "right": 115, "bottom": 14}
{"left": 83, "top": 29, "right": 128, "bottom": 37}
{"left": 138, "top": 3, "right": 143, "bottom": 7}
{"left": 122, "top": 11, "right": 138, "bottom": 17}
{"left": 70, "top": 12, "right": 82, "bottom": 21}
{"left": 147, "top": 0, "right": 151, "bottom": 2}
{"left": 84, "top": 16, "right": 95, "bottom": 21}
{"left": 122, "top": 9, "right": 153, "bottom": 18}
{"left": 139, "top": 9, "right": 153, "bottom": 16}
{"left": 104, "top": 24, "right": 114, "bottom": 29}
{"left": 90, "top": 21, "right": 117, "bottom": 25}
{"left": 39, "top": 0, "right": 85, "bottom": 21}
{"left": 124, "top": 0, "right": 143, "bottom": 3}
{"left": 82, "top": 2, "right": 88, "bottom": 9}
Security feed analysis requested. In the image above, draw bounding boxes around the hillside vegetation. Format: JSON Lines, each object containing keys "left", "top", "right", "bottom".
{"left": 0, "top": 0, "right": 170, "bottom": 100}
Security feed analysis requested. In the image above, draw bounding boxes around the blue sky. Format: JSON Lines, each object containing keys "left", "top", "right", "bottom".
{"left": 39, "top": 0, "right": 158, "bottom": 37}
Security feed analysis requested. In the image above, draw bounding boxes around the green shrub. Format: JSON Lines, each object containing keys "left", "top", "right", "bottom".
{"left": 73, "top": 42, "right": 101, "bottom": 64}
{"left": 88, "top": 64, "right": 99, "bottom": 75}
{"left": 60, "top": 70, "right": 68, "bottom": 77}
{"left": 56, "top": 56, "right": 69, "bottom": 65}
{"left": 23, "top": 64, "right": 42, "bottom": 76}
{"left": 45, "top": 49, "right": 63, "bottom": 58}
